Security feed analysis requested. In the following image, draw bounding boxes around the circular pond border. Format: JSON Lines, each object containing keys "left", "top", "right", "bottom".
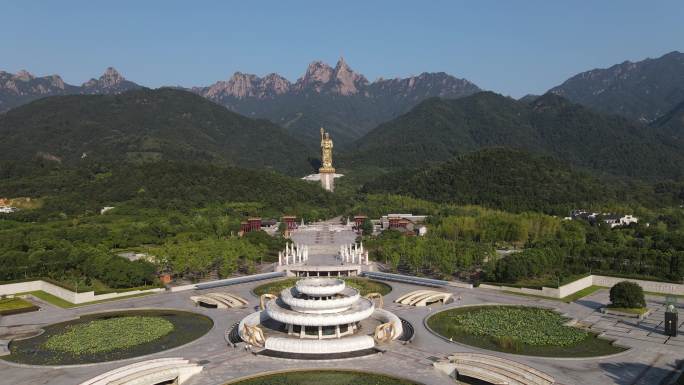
{"left": 222, "top": 369, "right": 424, "bottom": 385}
{"left": 424, "top": 303, "right": 631, "bottom": 360}
{"left": 2, "top": 308, "right": 214, "bottom": 367}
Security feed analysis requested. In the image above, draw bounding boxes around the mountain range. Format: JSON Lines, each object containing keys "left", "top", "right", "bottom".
{"left": 190, "top": 58, "right": 481, "bottom": 145}
{"left": 1, "top": 51, "right": 683, "bottom": 185}
{"left": 549, "top": 51, "right": 684, "bottom": 122}
{"left": 0, "top": 67, "right": 141, "bottom": 112}
{"left": 0, "top": 59, "right": 481, "bottom": 147}
{"left": 344, "top": 92, "right": 684, "bottom": 180}
{"left": 0, "top": 88, "right": 313, "bottom": 175}
{"left": 2, "top": 51, "right": 683, "bottom": 146}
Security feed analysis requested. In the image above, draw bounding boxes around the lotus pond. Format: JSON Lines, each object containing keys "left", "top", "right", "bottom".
{"left": 226, "top": 370, "right": 421, "bottom": 385}
{"left": 427, "top": 305, "right": 626, "bottom": 357}
{"left": 3, "top": 309, "right": 213, "bottom": 365}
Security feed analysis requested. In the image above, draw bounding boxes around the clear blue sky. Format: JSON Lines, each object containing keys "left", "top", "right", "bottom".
{"left": 2, "top": 0, "right": 682, "bottom": 97}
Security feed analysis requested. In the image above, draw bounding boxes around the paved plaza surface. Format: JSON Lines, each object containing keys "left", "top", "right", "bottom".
{"left": 1, "top": 226, "right": 682, "bottom": 385}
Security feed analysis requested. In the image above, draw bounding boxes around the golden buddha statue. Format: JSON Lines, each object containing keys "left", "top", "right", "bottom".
{"left": 319, "top": 127, "right": 335, "bottom": 173}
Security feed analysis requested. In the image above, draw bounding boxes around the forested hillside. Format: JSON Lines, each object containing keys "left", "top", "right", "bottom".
{"left": 0, "top": 88, "right": 315, "bottom": 175}
{"left": 0, "top": 160, "right": 347, "bottom": 290}
{"left": 362, "top": 148, "right": 684, "bottom": 213}
{"left": 343, "top": 92, "right": 684, "bottom": 180}
{"left": 362, "top": 148, "right": 612, "bottom": 212}
{"left": 0, "top": 160, "right": 344, "bottom": 217}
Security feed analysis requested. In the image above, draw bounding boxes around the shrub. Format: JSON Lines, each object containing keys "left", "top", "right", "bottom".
{"left": 609, "top": 281, "right": 646, "bottom": 308}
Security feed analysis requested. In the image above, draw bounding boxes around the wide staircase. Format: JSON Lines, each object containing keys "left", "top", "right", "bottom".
{"left": 79, "top": 357, "right": 203, "bottom": 385}
{"left": 434, "top": 353, "right": 554, "bottom": 385}
{"left": 397, "top": 318, "right": 415, "bottom": 342}
{"left": 225, "top": 322, "right": 243, "bottom": 346}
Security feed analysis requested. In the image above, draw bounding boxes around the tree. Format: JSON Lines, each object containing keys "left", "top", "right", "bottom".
{"left": 361, "top": 218, "right": 373, "bottom": 236}
{"left": 609, "top": 281, "right": 646, "bottom": 308}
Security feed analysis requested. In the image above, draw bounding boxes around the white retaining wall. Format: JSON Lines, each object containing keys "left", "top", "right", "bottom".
{"left": 0, "top": 280, "right": 163, "bottom": 304}
{"left": 481, "top": 275, "right": 684, "bottom": 299}
{"left": 592, "top": 276, "right": 684, "bottom": 296}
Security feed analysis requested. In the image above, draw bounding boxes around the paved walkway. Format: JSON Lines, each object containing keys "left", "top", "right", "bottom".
{"left": 1, "top": 225, "right": 682, "bottom": 385}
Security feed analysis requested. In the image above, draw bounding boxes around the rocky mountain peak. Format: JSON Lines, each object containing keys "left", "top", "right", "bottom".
{"left": 15, "top": 70, "right": 35, "bottom": 81}
{"left": 200, "top": 71, "right": 292, "bottom": 100}
{"left": 99, "top": 67, "right": 125, "bottom": 86}
{"left": 79, "top": 67, "right": 140, "bottom": 95}
{"left": 81, "top": 67, "right": 125, "bottom": 88}
{"left": 292, "top": 61, "right": 335, "bottom": 93}
{"left": 260, "top": 73, "right": 291, "bottom": 95}
{"left": 333, "top": 57, "right": 367, "bottom": 95}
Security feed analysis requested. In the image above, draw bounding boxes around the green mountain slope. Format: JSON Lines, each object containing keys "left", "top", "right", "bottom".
{"left": 361, "top": 148, "right": 617, "bottom": 212}
{"left": 651, "top": 100, "right": 684, "bottom": 143}
{"left": 344, "top": 92, "right": 684, "bottom": 180}
{"left": 0, "top": 88, "right": 314, "bottom": 175}
{"left": 0, "top": 160, "right": 344, "bottom": 215}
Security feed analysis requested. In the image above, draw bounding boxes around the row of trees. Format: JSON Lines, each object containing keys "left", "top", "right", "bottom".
{"left": 360, "top": 198, "right": 684, "bottom": 285}
{"left": 0, "top": 202, "right": 294, "bottom": 288}
{"left": 0, "top": 241, "right": 156, "bottom": 289}
{"left": 365, "top": 230, "right": 492, "bottom": 278}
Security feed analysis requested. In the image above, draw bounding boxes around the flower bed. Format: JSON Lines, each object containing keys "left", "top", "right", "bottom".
{"left": 227, "top": 370, "right": 420, "bottom": 385}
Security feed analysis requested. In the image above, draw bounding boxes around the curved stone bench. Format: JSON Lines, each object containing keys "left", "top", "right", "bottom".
{"left": 190, "top": 292, "right": 248, "bottom": 308}
{"left": 79, "top": 358, "right": 203, "bottom": 385}
{"left": 395, "top": 290, "right": 452, "bottom": 306}
{"left": 434, "top": 353, "right": 554, "bottom": 385}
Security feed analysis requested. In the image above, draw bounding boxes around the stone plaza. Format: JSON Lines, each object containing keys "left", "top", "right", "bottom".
{"left": 0, "top": 224, "right": 682, "bottom": 385}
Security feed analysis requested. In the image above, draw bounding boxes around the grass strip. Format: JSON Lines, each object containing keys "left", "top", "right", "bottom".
{"left": 0, "top": 297, "right": 34, "bottom": 310}
{"left": 18, "top": 291, "right": 154, "bottom": 309}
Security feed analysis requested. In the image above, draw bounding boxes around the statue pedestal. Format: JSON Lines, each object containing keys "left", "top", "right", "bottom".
{"left": 301, "top": 172, "right": 343, "bottom": 192}
{"left": 320, "top": 172, "right": 335, "bottom": 192}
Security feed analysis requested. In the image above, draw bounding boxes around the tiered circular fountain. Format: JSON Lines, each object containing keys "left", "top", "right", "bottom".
{"left": 239, "top": 278, "right": 403, "bottom": 356}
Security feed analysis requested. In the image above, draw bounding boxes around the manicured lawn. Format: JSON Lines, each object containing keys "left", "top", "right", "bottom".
{"left": 18, "top": 290, "right": 154, "bottom": 309}
{"left": 253, "top": 277, "right": 392, "bottom": 296}
{"left": 227, "top": 370, "right": 420, "bottom": 385}
{"left": 44, "top": 316, "right": 173, "bottom": 355}
{"left": 605, "top": 306, "right": 649, "bottom": 315}
{"left": 561, "top": 285, "right": 605, "bottom": 302}
{"left": 499, "top": 285, "right": 604, "bottom": 303}
{"left": 0, "top": 297, "right": 34, "bottom": 311}
{"left": 427, "top": 305, "right": 626, "bottom": 357}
